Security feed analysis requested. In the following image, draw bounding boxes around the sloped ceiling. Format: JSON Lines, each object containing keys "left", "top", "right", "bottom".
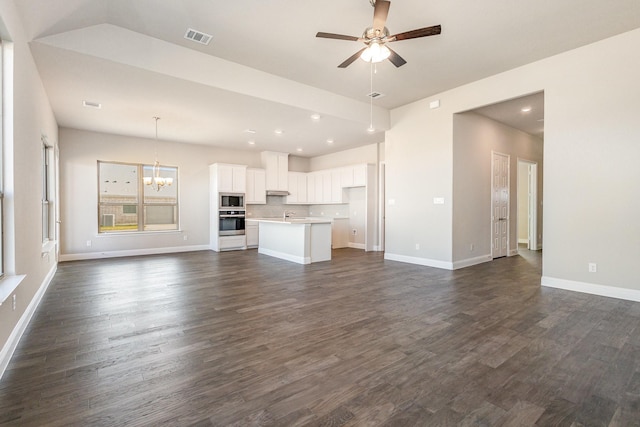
{"left": 15, "top": 0, "right": 640, "bottom": 156}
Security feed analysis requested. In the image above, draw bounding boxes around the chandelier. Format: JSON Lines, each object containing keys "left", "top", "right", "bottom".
{"left": 143, "top": 116, "right": 173, "bottom": 191}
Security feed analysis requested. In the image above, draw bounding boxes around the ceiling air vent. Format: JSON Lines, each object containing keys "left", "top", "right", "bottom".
{"left": 184, "top": 28, "right": 212, "bottom": 45}
{"left": 367, "top": 91, "right": 385, "bottom": 99}
{"left": 83, "top": 100, "right": 101, "bottom": 109}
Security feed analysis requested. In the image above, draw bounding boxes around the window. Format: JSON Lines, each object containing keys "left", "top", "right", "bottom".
{"left": 42, "top": 139, "right": 53, "bottom": 243}
{"left": 98, "top": 161, "right": 178, "bottom": 233}
{"left": 0, "top": 40, "right": 3, "bottom": 277}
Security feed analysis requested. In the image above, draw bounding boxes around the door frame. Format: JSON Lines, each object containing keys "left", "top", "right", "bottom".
{"left": 491, "top": 151, "right": 510, "bottom": 259}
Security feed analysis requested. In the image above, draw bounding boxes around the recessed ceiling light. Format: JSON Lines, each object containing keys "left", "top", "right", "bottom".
{"left": 521, "top": 106, "right": 532, "bottom": 113}
{"left": 244, "top": 129, "right": 257, "bottom": 134}
{"left": 326, "top": 139, "right": 334, "bottom": 144}
{"left": 275, "top": 129, "right": 284, "bottom": 135}
{"left": 296, "top": 148, "right": 303, "bottom": 152}
{"left": 83, "top": 100, "right": 101, "bottom": 109}
{"left": 248, "top": 140, "right": 256, "bottom": 145}
{"left": 310, "top": 114, "right": 321, "bottom": 121}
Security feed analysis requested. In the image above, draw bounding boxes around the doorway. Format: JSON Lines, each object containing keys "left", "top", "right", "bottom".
{"left": 491, "top": 151, "right": 510, "bottom": 258}
{"left": 517, "top": 159, "right": 538, "bottom": 251}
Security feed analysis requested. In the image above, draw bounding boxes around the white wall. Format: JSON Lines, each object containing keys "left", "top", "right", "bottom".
{"left": 59, "top": 128, "right": 262, "bottom": 258}
{"left": 386, "top": 28, "right": 640, "bottom": 299}
{"left": 452, "top": 112, "right": 543, "bottom": 265}
{"left": 0, "top": 2, "right": 59, "bottom": 372}
{"left": 309, "top": 143, "right": 381, "bottom": 171}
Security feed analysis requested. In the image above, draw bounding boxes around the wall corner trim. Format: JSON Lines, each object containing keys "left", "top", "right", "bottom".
{"left": 541, "top": 276, "right": 640, "bottom": 302}
{"left": 0, "top": 265, "right": 57, "bottom": 380}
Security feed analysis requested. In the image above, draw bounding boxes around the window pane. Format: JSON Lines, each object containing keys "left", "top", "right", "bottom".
{"left": 142, "top": 165, "right": 178, "bottom": 204}
{"left": 99, "top": 162, "right": 139, "bottom": 203}
{"left": 99, "top": 205, "right": 139, "bottom": 232}
{"left": 143, "top": 165, "right": 177, "bottom": 204}
{"left": 144, "top": 205, "right": 178, "bottom": 231}
{"left": 99, "top": 162, "right": 139, "bottom": 233}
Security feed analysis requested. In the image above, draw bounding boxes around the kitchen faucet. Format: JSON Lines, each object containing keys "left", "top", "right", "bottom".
{"left": 283, "top": 210, "right": 295, "bottom": 220}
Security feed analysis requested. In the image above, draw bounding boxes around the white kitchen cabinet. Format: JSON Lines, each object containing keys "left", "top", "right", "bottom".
{"left": 331, "top": 218, "right": 350, "bottom": 249}
{"left": 213, "top": 163, "right": 247, "bottom": 193}
{"left": 287, "top": 172, "right": 307, "bottom": 204}
{"left": 218, "top": 235, "right": 247, "bottom": 251}
{"left": 245, "top": 220, "right": 259, "bottom": 248}
{"left": 246, "top": 168, "right": 266, "bottom": 204}
{"left": 340, "top": 164, "right": 367, "bottom": 188}
{"left": 314, "top": 170, "right": 342, "bottom": 204}
{"left": 261, "top": 151, "right": 289, "bottom": 191}
{"left": 306, "top": 173, "right": 317, "bottom": 204}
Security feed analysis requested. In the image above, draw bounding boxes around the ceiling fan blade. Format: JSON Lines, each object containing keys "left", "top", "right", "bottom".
{"left": 372, "top": 0, "right": 391, "bottom": 32}
{"left": 338, "top": 47, "right": 367, "bottom": 68}
{"left": 390, "top": 25, "right": 441, "bottom": 41}
{"left": 316, "top": 32, "right": 360, "bottom": 41}
{"left": 386, "top": 46, "right": 407, "bottom": 67}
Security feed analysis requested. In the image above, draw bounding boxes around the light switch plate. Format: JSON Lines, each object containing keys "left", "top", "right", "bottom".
{"left": 433, "top": 197, "right": 445, "bottom": 205}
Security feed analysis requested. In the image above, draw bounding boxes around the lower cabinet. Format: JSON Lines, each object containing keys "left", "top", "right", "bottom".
{"left": 246, "top": 221, "right": 259, "bottom": 248}
{"left": 218, "top": 235, "right": 246, "bottom": 251}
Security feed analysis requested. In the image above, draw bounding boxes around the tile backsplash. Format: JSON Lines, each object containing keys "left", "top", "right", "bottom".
{"left": 246, "top": 196, "right": 310, "bottom": 219}
{"left": 245, "top": 196, "right": 350, "bottom": 219}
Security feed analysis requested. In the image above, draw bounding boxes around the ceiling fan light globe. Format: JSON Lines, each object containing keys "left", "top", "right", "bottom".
{"left": 360, "top": 42, "right": 390, "bottom": 63}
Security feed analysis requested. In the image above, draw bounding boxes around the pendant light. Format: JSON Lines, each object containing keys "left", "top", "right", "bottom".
{"left": 143, "top": 117, "right": 173, "bottom": 191}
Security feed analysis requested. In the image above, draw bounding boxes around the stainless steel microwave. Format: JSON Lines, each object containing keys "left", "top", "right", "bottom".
{"left": 220, "top": 193, "right": 244, "bottom": 209}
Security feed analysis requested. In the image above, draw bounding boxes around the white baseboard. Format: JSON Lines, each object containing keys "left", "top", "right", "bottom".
{"left": 0, "top": 264, "right": 57, "bottom": 380}
{"left": 452, "top": 254, "right": 492, "bottom": 270}
{"left": 508, "top": 248, "right": 519, "bottom": 256}
{"left": 59, "top": 245, "right": 210, "bottom": 261}
{"left": 541, "top": 276, "right": 640, "bottom": 302}
{"left": 518, "top": 238, "right": 528, "bottom": 244}
{"left": 348, "top": 243, "right": 366, "bottom": 250}
{"left": 384, "top": 253, "right": 453, "bottom": 270}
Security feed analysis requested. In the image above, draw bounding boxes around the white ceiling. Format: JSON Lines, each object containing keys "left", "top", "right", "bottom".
{"left": 15, "top": 0, "right": 640, "bottom": 156}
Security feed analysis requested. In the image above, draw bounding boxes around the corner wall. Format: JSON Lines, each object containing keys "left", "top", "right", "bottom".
{"left": 385, "top": 28, "right": 640, "bottom": 299}
{"left": 0, "top": 2, "right": 59, "bottom": 377}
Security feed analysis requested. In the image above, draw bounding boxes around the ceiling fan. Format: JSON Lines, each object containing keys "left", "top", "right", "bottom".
{"left": 316, "top": 0, "right": 441, "bottom": 68}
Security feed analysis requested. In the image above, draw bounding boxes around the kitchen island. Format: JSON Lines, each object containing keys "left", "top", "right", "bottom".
{"left": 253, "top": 218, "right": 332, "bottom": 264}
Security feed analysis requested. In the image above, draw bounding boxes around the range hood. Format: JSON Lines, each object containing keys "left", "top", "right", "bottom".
{"left": 266, "top": 190, "right": 290, "bottom": 196}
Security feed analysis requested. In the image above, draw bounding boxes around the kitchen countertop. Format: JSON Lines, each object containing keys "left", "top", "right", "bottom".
{"left": 247, "top": 217, "right": 332, "bottom": 224}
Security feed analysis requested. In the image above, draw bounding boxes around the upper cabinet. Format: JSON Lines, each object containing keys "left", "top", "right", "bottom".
{"left": 340, "top": 164, "right": 367, "bottom": 188}
{"left": 211, "top": 163, "right": 247, "bottom": 193}
{"left": 287, "top": 172, "right": 307, "bottom": 204}
{"left": 246, "top": 168, "right": 266, "bottom": 204}
{"left": 261, "top": 151, "right": 289, "bottom": 192}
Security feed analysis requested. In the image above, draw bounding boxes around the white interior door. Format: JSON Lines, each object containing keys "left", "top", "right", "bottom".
{"left": 492, "top": 152, "right": 510, "bottom": 258}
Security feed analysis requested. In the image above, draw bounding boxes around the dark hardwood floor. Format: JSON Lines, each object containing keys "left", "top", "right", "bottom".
{"left": 1, "top": 248, "right": 639, "bottom": 426}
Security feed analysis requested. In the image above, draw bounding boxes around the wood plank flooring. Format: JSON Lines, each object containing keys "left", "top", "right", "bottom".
{"left": 1, "top": 248, "right": 640, "bottom": 426}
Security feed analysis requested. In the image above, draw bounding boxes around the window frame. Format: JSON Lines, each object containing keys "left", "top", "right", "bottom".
{"left": 98, "top": 160, "right": 179, "bottom": 234}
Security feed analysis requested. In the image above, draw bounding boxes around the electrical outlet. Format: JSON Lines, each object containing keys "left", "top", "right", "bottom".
{"left": 588, "top": 263, "right": 597, "bottom": 273}
{"left": 12, "top": 295, "right": 16, "bottom": 311}
{"left": 183, "top": 235, "right": 188, "bottom": 241}
{"left": 86, "top": 240, "right": 92, "bottom": 247}
{"left": 415, "top": 243, "right": 420, "bottom": 250}
{"left": 352, "top": 229, "right": 357, "bottom": 235}
{"left": 470, "top": 243, "right": 474, "bottom": 251}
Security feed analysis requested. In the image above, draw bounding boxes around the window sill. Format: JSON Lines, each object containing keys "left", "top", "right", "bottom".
{"left": 96, "top": 230, "right": 183, "bottom": 237}
{"left": 0, "top": 275, "right": 26, "bottom": 306}
{"left": 42, "top": 240, "right": 57, "bottom": 254}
